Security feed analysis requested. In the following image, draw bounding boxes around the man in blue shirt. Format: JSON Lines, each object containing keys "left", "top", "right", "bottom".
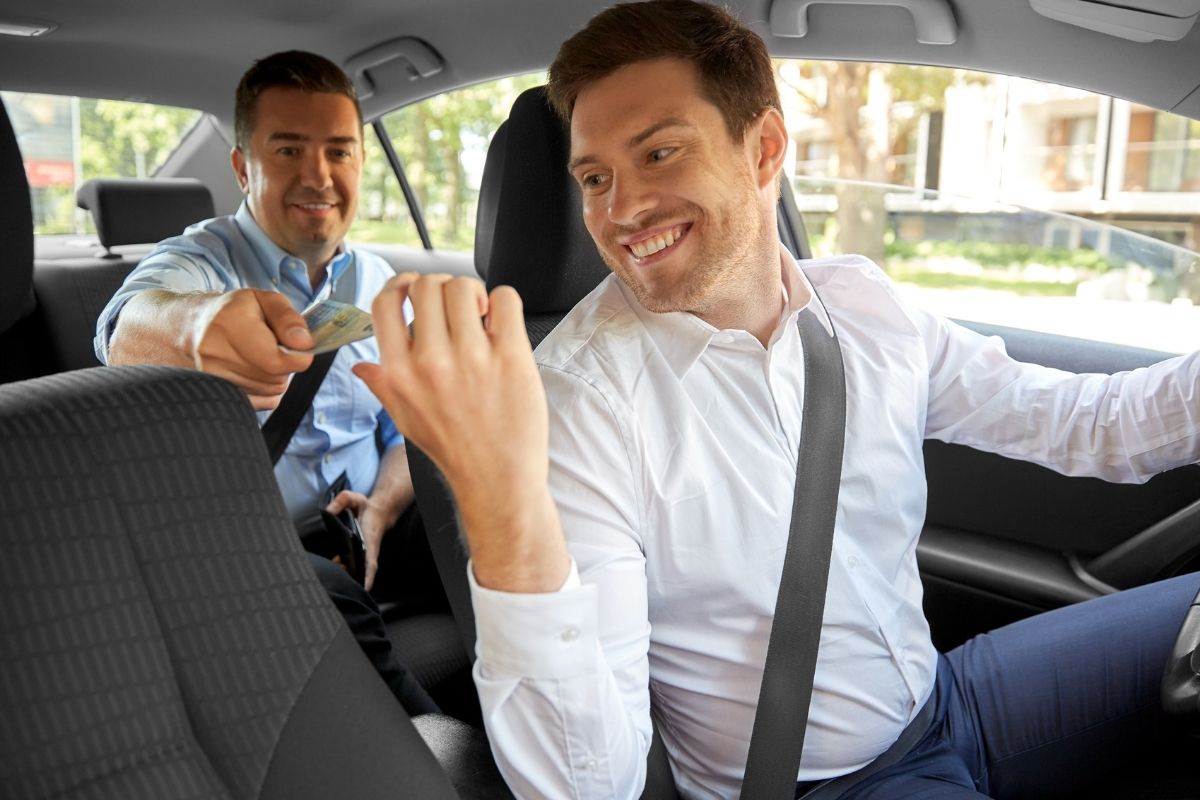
{"left": 95, "top": 50, "right": 439, "bottom": 715}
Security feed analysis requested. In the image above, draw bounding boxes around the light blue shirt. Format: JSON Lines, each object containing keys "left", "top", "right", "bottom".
{"left": 95, "top": 201, "right": 401, "bottom": 518}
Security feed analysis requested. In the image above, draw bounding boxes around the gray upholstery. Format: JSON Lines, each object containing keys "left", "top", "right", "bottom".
{"left": 0, "top": 97, "right": 34, "bottom": 333}
{"left": 0, "top": 97, "right": 45, "bottom": 384}
{"left": 476, "top": 87, "right": 610, "bottom": 311}
{"left": 0, "top": 366, "right": 459, "bottom": 800}
{"left": 33, "top": 256, "right": 134, "bottom": 370}
{"left": 77, "top": 177, "right": 215, "bottom": 251}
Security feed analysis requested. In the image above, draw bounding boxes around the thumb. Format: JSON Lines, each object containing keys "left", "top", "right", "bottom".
{"left": 258, "top": 291, "right": 314, "bottom": 352}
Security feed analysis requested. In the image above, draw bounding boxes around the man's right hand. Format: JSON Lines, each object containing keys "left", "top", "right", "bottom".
{"left": 354, "top": 273, "right": 571, "bottom": 594}
{"left": 190, "top": 289, "right": 315, "bottom": 409}
{"left": 108, "top": 288, "right": 314, "bottom": 410}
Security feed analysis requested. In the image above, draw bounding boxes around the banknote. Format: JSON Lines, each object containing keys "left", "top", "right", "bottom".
{"left": 280, "top": 298, "right": 374, "bottom": 355}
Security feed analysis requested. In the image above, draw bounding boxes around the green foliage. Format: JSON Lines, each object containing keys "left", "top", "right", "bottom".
{"left": 352, "top": 72, "right": 546, "bottom": 252}
{"left": 80, "top": 99, "right": 199, "bottom": 180}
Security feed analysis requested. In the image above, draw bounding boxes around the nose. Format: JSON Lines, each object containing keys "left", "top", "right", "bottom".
{"left": 606, "top": 170, "right": 657, "bottom": 226}
{"left": 299, "top": 150, "right": 333, "bottom": 190}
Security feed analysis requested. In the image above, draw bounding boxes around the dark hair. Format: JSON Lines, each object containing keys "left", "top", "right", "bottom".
{"left": 234, "top": 50, "right": 361, "bottom": 149}
{"left": 548, "top": 0, "right": 780, "bottom": 141}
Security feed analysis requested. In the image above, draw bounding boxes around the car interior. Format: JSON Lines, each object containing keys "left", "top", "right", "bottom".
{"left": 3, "top": 0, "right": 1200, "bottom": 797}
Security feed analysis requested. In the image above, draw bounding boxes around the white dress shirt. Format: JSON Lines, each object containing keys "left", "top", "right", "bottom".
{"left": 470, "top": 249, "right": 1200, "bottom": 800}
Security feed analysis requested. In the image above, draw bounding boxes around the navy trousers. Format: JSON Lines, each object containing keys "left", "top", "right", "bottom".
{"left": 834, "top": 572, "right": 1200, "bottom": 799}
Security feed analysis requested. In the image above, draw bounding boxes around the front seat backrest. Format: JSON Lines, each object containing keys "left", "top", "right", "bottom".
{"left": 76, "top": 177, "right": 215, "bottom": 254}
{"left": 0, "top": 96, "right": 41, "bottom": 383}
{"left": 0, "top": 366, "right": 458, "bottom": 800}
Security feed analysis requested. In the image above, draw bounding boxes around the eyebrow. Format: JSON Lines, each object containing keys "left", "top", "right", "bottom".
{"left": 266, "top": 132, "right": 359, "bottom": 146}
{"left": 568, "top": 117, "right": 696, "bottom": 172}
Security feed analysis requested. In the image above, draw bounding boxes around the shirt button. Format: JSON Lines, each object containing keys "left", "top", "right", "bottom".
{"left": 323, "top": 454, "right": 332, "bottom": 464}
{"left": 317, "top": 412, "right": 327, "bottom": 424}
{"left": 583, "top": 757, "right": 597, "bottom": 770}
{"left": 847, "top": 555, "right": 859, "bottom": 569}
{"left": 716, "top": 333, "right": 735, "bottom": 344}
{"left": 560, "top": 626, "right": 580, "bottom": 642}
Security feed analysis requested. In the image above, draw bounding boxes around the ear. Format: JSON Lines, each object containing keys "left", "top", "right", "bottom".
{"left": 230, "top": 147, "right": 249, "bottom": 193}
{"left": 752, "top": 107, "right": 789, "bottom": 191}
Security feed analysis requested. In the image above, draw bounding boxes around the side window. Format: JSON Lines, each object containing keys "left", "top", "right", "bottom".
{"left": 350, "top": 72, "right": 546, "bottom": 251}
{"left": 773, "top": 61, "right": 1200, "bottom": 353}
{"left": 1, "top": 91, "right": 200, "bottom": 235}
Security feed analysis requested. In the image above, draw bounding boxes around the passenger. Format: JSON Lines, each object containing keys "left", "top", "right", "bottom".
{"left": 357, "top": 1, "right": 1200, "bottom": 797}
{"left": 95, "top": 50, "right": 439, "bottom": 716}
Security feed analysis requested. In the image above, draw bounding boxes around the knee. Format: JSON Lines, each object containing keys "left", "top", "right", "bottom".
{"left": 307, "top": 552, "right": 377, "bottom": 611}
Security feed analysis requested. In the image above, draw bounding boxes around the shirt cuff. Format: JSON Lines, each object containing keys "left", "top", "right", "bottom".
{"left": 468, "top": 558, "right": 599, "bottom": 680}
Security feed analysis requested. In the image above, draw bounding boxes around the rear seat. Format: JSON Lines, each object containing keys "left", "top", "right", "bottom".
{"left": 36, "top": 177, "right": 215, "bottom": 372}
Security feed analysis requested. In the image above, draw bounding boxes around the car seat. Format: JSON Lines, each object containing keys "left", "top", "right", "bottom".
{"left": 0, "top": 365, "right": 467, "bottom": 799}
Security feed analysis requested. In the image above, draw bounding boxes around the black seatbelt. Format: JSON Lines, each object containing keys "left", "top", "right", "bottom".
{"left": 740, "top": 293, "right": 846, "bottom": 800}
{"left": 262, "top": 260, "right": 357, "bottom": 465}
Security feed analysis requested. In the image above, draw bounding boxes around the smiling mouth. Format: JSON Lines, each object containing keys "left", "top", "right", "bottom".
{"left": 625, "top": 224, "right": 688, "bottom": 260}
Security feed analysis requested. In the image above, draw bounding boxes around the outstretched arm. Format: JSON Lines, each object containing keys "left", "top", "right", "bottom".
{"left": 108, "top": 287, "right": 315, "bottom": 410}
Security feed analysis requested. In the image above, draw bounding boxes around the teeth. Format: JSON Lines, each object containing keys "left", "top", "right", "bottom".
{"left": 630, "top": 227, "right": 680, "bottom": 259}
{"left": 299, "top": 203, "right": 332, "bottom": 210}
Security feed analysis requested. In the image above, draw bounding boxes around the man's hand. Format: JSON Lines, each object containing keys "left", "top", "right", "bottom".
{"left": 325, "top": 443, "right": 414, "bottom": 591}
{"left": 110, "top": 288, "right": 314, "bottom": 410}
{"left": 325, "top": 487, "right": 387, "bottom": 589}
{"left": 190, "top": 289, "right": 315, "bottom": 409}
{"left": 353, "top": 273, "right": 570, "bottom": 593}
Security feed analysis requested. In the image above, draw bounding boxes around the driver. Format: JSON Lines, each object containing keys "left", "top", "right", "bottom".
{"left": 357, "top": 1, "right": 1200, "bottom": 797}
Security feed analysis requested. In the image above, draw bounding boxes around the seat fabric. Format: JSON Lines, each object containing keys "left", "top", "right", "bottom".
{"left": 0, "top": 365, "right": 457, "bottom": 800}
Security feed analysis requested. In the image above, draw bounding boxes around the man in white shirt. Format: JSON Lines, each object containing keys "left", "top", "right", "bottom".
{"left": 356, "top": 1, "right": 1200, "bottom": 796}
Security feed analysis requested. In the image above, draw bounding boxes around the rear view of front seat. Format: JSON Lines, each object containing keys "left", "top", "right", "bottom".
{"left": 0, "top": 96, "right": 41, "bottom": 383}
{"left": 0, "top": 366, "right": 461, "bottom": 800}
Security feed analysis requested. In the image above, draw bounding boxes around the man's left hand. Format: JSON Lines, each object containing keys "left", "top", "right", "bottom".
{"left": 325, "top": 488, "right": 396, "bottom": 591}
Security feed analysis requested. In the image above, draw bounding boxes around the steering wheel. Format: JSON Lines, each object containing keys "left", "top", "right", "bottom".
{"left": 1161, "top": 588, "right": 1200, "bottom": 715}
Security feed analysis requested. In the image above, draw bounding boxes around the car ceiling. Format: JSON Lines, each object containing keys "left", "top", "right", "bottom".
{"left": 1, "top": 0, "right": 1199, "bottom": 125}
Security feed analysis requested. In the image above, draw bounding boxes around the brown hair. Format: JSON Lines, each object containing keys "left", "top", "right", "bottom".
{"left": 234, "top": 50, "right": 361, "bottom": 149}
{"left": 547, "top": 0, "right": 780, "bottom": 141}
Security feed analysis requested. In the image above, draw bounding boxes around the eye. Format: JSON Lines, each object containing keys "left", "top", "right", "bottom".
{"left": 648, "top": 147, "right": 674, "bottom": 162}
{"left": 579, "top": 172, "right": 610, "bottom": 192}
{"left": 276, "top": 146, "right": 298, "bottom": 157}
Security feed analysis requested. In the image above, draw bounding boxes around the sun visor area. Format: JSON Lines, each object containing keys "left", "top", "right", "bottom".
{"left": 344, "top": 37, "right": 444, "bottom": 120}
{"left": 1030, "top": 0, "right": 1200, "bottom": 42}
{"left": 769, "top": 0, "right": 958, "bottom": 43}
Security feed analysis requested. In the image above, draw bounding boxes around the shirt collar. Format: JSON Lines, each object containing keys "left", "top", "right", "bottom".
{"left": 234, "top": 200, "right": 352, "bottom": 296}
{"left": 621, "top": 243, "right": 824, "bottom": 380}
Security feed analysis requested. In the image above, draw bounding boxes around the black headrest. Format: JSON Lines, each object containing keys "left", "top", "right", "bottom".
{"left": 76, "top": 178, "right": 215, "bottom": 251}
{"left": 0, "top": 97, "right": 35, "bottom": 333}
{"left": 477, "top": 86, "right": 610, "bottom": 314}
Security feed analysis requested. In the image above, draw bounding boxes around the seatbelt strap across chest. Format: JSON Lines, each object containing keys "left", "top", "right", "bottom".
{"left": 740, "top": 292, "right": 847, "bottom": 799}
{"left": 262, "top": 258, "right": 357, "bottom": 465}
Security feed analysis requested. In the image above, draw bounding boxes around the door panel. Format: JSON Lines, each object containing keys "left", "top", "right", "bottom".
{"left": 919, "top": 320, "right": 1200, "bottom": 649}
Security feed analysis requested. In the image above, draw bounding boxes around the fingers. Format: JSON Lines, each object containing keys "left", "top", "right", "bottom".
{"left": 443, "top": 278, "right": 490, "bottom": 346}
{"left": 363, "top": 539, "right": 380, "bottom": 592}
{"left": 258, "top": 290, "right": 314, "bottom": 353}
{"left": 194, "top": 290, "right": 313, "bottom": 389}
{"left": 325, "top": 489, "right": 367, "bottom": 515}
{"left": 408, "top": 273, "right": 456, "bottom": 352}
{"left": 486, "top": 285, "right": 530, "bottom": 350}
{"left": 371, "top": 273, "right": 418, "bottom": 365}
